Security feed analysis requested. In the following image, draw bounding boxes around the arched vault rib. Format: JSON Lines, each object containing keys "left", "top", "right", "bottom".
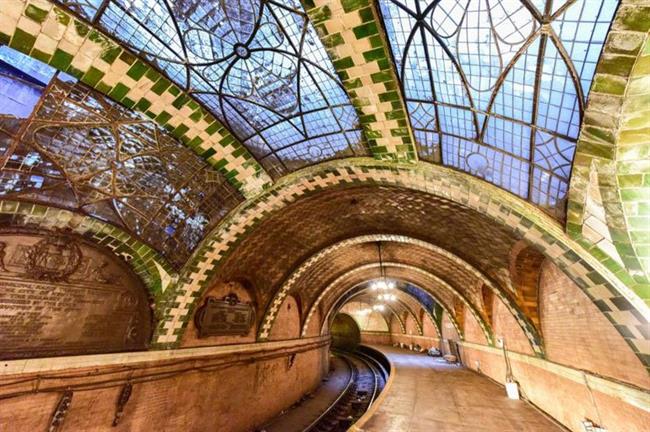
{"left": 162, "top": 159, "right": 647, "bottom": 369}
{"left": 327, "top": 262, "right": 494, "bottom": 346}
{"left": 301, "top": 0, "right": 418, "bottom": 161}
{"left": 568, "top": 0, "right": 650, "bottom": 283}
{"left": 332, "top": 287, "right": 425, "bottom": 336}
{"left": 305, "top": 265, "right": 464, "bottom": 341}
{"left": 256, "top": 234, "right": 540, "bottom": 353}
{"left": 324, "top": 279, "right": 441, "bottom": 338}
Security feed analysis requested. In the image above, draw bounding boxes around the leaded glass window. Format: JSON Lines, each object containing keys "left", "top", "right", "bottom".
{"left": 57, "top": 0, "right": 366, "bottom": 178}
{"left": 0, "top": 48, "right": 242, "bottom": 266}
{"left": 378, "top": 0, "right": 618, "bottom": 217}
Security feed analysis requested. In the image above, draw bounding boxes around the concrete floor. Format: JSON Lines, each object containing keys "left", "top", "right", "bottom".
{"left": 362, "top": 346, "right": 563, "bottom": 432}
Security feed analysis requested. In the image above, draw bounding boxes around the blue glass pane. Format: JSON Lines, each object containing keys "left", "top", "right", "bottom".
{"left": 442, "top": 135, "right": 529, "bottom": 198}
{"left": 413, "top": 129, "right": 439, "bottom": 162}
{"left": 552, "top": 0, "right": 618, "bottom": 96}
{"left": 0, "top": 46, "right": 56, "bottom": 86}
{"left": 490, "top": 38, "right": 539, "bottom": 123}
{"left": 454, "top": 0, "right": 535, "bottom": 112}
{"left": 378, "top": 0, "right": 615, "bottom": 213}
{"left": 537, "top": 41, "right": 580, "bottom": 139}
{"left": 438, "top": 106, "right": 474, "bottom": 139}
{"left": 531, "top": 167, "right": 568, "bottom": 208}
{"left": 484, "top": 118, "right": 531, "bottom": 159}
{"left": 533, "top": 130, "right": 574, "bottom": 179}
{"left": 95, "top": 0, "right": 363, "bottom": 176}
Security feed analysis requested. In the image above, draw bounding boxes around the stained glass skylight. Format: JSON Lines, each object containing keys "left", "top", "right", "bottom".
{"left": 0, "top": 47, "right": 242, "bottom": 267}
{"left": 58, "top": 0, "right": 366, "bottom": 178}
{"left": 378, "top": 0, "right": 618, "bottom": 216}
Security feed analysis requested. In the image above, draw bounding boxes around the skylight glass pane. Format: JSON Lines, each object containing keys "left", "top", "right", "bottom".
{"left": 57, "top": 0, "right": 104, "bottom": 21}
{"left": 442, "top": 136, "right": 529, "bottom": 198}
{"left": 552, "top": 0, "right": 618, "bottom": 96}
{"left": 86, "top": 0, "right": 364, "bottom": 177}
{"left": 378, "top": 0, "right": 617, "bottom": 217}
{"left": 0, "top": 48, "right": 243, "bottom": 266}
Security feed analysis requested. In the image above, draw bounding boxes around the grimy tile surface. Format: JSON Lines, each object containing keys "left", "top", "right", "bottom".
{"left": 363, "top": 346, "right": 563, "bottom": 432}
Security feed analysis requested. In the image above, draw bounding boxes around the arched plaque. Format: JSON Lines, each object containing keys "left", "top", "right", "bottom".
{"left": 0, "top": 230, "right": 152, "bottom": 359}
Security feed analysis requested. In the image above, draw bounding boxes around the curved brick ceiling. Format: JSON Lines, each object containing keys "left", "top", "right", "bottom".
{"left": 213, "top": 185, "right": 521, "bottom": 305}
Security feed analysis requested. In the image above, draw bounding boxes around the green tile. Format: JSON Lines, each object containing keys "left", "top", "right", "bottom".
{"left": 119, "top": 50, "right": 137, "bottom": 65}
{"left": 100, "top": 45, "right": 121, "bottom": 64}
{"left": 363, "top": 47, "right": 386, "bottom": 62}
{"left": 151, "top": 77, "right": 171, "bottom": 95}
{"left": 82, "top": 66, "right": 105, "bottom": 87}
{"left": 25, "top": 4, "right": 49, "bottom": 23}
{"left": 49, "top": 48, "right": 74, "bottom": 70}
{"left": 9, "top": 28, "right": 36, "bottom": 54}
{"left": 127, "top": 60, "right": 148, "bottom": 80}
{"left": 109, "top": 83, "right": 130, "bottom": 100}
{"left": 353, "top": 22, "right": 378, "bottom": 39}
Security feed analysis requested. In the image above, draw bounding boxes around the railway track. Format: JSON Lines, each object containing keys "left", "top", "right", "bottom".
{"left": 259, "top": 346, "right": 388, "bottom": 432}
{"left": 304, "top": 348, "right": 388, "bottom": 432}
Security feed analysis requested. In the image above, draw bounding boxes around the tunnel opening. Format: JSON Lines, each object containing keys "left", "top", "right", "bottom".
{"left": 329, "top": 313, "right": 361, "bottom": 351}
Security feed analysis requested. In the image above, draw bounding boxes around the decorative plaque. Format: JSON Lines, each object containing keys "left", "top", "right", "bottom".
{"left": 194, "top": 293, "right": 254, "bottom": 337}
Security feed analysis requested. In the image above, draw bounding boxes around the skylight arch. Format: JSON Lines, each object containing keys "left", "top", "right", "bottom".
{"left": 377, "top": 0, "right": 618, "bottom": 217}
{"left": 57, "top": 0, "right": 367, "bottom": 178}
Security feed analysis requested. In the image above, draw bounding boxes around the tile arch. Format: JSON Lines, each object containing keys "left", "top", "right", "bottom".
{"left": 0, "top": 200, "right": 175, "bottom": 301}
{"left": 157, "top": 158, "right": 647, "bottom": 371}
{"left": 255, "top": 234, "right": 539, "bottom": 351}
{"left": 309, "top": 264, "right": 466, "bottom": 342}
{"left": 568, "top": 0, "right": 650, "bottom": 284}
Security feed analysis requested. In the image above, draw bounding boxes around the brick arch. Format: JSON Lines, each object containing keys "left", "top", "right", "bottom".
{"left": 158, "top": 159, "right": 647, "bottom": 369}
{"left": 331, "top": 287, "right": 424, "bottom": 336}
{"left": 568, "top": 0, "right": 650, "bottom": 283}
{"left": 255, "top": 234, "right": 538, "bottom": 351}
{"left": 314, "top": 269, "right": 460, "bottom": 341}
{"left": 481, "top": 285, "right": 494, "bottom": 326}
{"left": 308, "top": 262, "right": 494, "bottom": 346}
{"left": 509, "top": 240, "right": 545, "bottom": 329}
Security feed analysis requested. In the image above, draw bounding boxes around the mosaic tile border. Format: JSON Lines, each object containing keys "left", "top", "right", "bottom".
{"left": 0, "top": 200, "right": 174, "bottom": 299}
{"left": 256, "top": 234, "right": 540, "bottom": 354}
{"left": 303, "top": 0, "right": 418, "bottom": 161}
{"left": 161, "top": 158, "right": 648, "bottom": 369}
{"left": 2, "top": 0, "right": 270, "bottom": 196}
{"left": 567, "top": 0, "right": 650, "bottom": 284}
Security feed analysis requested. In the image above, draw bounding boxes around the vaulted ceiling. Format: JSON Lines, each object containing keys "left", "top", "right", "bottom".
{"left": 1, "top": 0, "right": 648, "bottom": 370}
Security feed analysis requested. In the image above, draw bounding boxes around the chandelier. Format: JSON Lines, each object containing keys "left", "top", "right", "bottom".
{"left": 370, "top": 241, "right": 395, "bottom": 291}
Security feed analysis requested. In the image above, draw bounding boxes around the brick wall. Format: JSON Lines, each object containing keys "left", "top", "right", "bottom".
{"left": 491, "top": 295, "right": 535, "bottom": 355}
{"left": 463, "top": 308, "right": 488, "bottom": 344}
{"left": 461, "top": 347, "right": 650, "bottom": 432}
{"left": 269, "top": 295, "right": 300, "bottom": 340}
{"left": 539, "top": 260, "right": 650, "bottom": 387}
{"left": 0, "top": 342, "right": 329, "bottom": 432}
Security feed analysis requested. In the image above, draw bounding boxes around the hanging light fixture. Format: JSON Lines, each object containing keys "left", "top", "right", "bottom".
{"left": 371, "top": 241, "right": 395, "bottom": 293}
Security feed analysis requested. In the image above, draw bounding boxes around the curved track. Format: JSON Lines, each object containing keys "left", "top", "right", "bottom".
{"left": 260, "top": 348, "right": 388, "bottom": 432}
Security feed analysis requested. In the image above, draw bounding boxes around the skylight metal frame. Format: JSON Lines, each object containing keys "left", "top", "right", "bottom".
{"left": 376, "top": 0, "right": 618, "bottom": 217}
{"left": 56, "top": 0, "right": 367, "bottom": 178}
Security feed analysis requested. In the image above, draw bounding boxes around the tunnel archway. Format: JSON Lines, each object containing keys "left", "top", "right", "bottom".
{"left": 330, "top": 313, "right": 361, "bottom": 351}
